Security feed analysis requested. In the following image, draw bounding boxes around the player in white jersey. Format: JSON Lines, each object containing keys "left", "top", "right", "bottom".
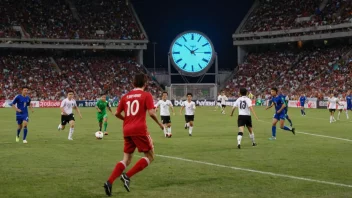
{"left": 180, "top": 93, "right": 196, "bottom": 136}
{"left": 57, "top": 90, "right": 82, "bottom": 140}
{"left": 215, "top": 93, "right": 222, "bottom": 110}
{"left": 230, "top": 88, "right": 259, "bottom": 149}
{"left": 337, "top": 95, "right": 347, "bottom": 120}
{"left": 155, "top": 92, "right": 175, "bottom": 138}
{"left": 219, "top": 92, "right": 228, "bottom": 114}
{"left": 327, "top": 93, "right": 339, "bottom": 123}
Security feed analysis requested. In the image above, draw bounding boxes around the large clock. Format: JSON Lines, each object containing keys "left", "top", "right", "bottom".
{"left": 169, "top": 31, "right": 215, "bottom": 77}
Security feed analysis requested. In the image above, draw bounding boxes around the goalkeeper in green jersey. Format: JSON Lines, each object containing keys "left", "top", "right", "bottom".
{"left": 95, "top": 94, "right": 112, "bottom": 135}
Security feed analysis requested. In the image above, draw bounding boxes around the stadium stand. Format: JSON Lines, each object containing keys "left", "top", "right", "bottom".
{"left": 224, "top": 43, "right": 352, "bottom": 98}
{"left": 0, "top": 0, "right": 145, "bottom": 39}
{"left": 0, "top": 51, "right": 163, "bottom": 100}
{"left": 241, "top": 0, "right": 352, "bottom": 33}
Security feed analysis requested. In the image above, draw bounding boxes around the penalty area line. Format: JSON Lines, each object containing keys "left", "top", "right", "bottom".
{"left": 156, "top": 154, "right": 352, "bottom": 188}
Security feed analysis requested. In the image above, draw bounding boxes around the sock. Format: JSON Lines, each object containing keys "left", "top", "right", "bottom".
{"left": 23, "top": 127, "right": 28, "bottom": 140}
{"left": 186, "top": 123, "right": 190, "bottom": 127}
{"left": 126, "top": 157, "right": 150, "bottom": 178}
{"left": 330, "top": 116, "right": 332, "bottom": 122}
{"left": 237, "top": 132, "right": 243, "bottom": 145}
{"left": 168, "top": 127, "right": 171, "bottom": 135}
{"left": 303, "top": 109, "right": 306, "bottom": 115}
{"left": 58, "top": 124, "right": 62, "bottom": 130}
{"left": 249, "top": 132, "right": 255, "bottom": 143}
{"left": 189, "top": 126, "right": 193, "bottom": 134}
{"left": 300, "top": 109, "right": 303, "bottom": 115}
{"left": 282, "top": 126, "right": 291, "bottom": 132}
{"left": 108, "top": 161, "right": 126, "bottom": 184}
{"left": 338, "top": 111, "right": 341, "bottom": 119}
{"left": 286, "top": 115, "right": 292, "bottom": 126}
{"left": 69, "top": 128, "right": 74, "bottom": 138}
{"left": 17, "top": 129, "right": 21, "bottom": 137}
{"left": 103, "top": 122, "right": 108, "bottom": 132}
{"left": 272, "top": 126, "right": 276, "bottom": 137}
{"left": 163, "top": 127, "right": 167, "bottom": 135}
{"left": 346, "top": 111, "right": 349, "bottom": 119}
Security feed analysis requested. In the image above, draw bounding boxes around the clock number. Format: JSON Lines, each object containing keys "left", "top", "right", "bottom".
{"left": 175, "top": 42, "right": 182, "bottom": 47}
{"left": 202, "top": 58, "right": 209, "bottom": 63}
{"left": 173, "top": 52, "right": 180, "bottom": 54}
{"left": 192, "top": 65, "right": 194, "bottom": 71}
{"left": 176, "top": 59, "right": 182, "bottom": 63}
{"left": 198, "top": 63, "right": 203, "bottom": 69}
{"left": 126, "top": 100, "right": 139, "bottom": 116}
{"left": 182, "top": 36, "right": 187, "bottom": 42}
{"left": 191, "top": 34, "right": 194, "bottom": 40}
{"left": 183, "top": 63, "right": 187, "bottom": 69}
{"left": 204, "top": 52, "right": 211, "bottom": 54}
{"left": 197, "top": 36, "right": 202, "bottom": 42}
{"left": 202, "top": 43, "right": 209, "bottom": 47}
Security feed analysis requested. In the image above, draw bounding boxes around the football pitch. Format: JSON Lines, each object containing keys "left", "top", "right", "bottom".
{"left": 1, "top": 107, "right": 352, "bottom": 198}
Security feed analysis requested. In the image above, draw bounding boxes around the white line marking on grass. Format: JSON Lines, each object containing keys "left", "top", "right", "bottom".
{"left": 156, "top": 154, "right": 352, "bottom": 188}
{"left": 257, "top": 120, "right": 352, "bottom": 142}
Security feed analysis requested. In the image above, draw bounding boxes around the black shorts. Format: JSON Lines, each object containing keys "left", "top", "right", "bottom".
{"left": 161, "top": 116, "right": 171, "bottom": 124}
{"left": 222, "top": 104, "right": 226, "bottom": 108}
{"left": 217, "top": 100, "right": 221, "bottom": 103}
{"left": 185, "top": 115, "right": 195, "bottom": 122}
{"left": 61, "top": 114, "right": 75, "bottom": 125}
{"left": 237, "top": 115, "right": 252, "bottom": 127}
{"left": 329, "top": 109, "right": 336, "bottom": 113}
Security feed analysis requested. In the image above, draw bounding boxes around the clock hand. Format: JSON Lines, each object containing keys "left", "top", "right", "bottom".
{"left": 184, "top": 45, "right": 192, "bottom": 52}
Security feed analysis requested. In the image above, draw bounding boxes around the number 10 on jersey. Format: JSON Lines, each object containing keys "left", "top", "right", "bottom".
{"left": 126, "top": 100, "right": 140, "bottom": 116}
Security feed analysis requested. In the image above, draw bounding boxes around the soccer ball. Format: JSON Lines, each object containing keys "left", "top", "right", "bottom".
{"left": 95, "top": 131, "right": 104, "bottom": 139}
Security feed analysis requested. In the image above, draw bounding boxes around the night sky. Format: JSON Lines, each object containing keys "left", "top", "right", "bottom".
{"left": 131, "top": 0, "right": 254, "bottom": 70}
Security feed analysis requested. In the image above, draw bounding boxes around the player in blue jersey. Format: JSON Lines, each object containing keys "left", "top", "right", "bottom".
{"left": 266, "top": 88, "right": 295, "bottom": 140}
{"left": 283, "top": 94, "right": 293, "bottom": 127}
{"left": 10, "top": 86, "right": 34, "bottom": 144}
{"left": 346, "top": 91, "right": 351, "bottom": 119}
{"left": 299, "top": 94, "right": 307, "bottom": 116}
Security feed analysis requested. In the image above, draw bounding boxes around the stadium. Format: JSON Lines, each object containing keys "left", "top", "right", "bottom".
{"left": 1, "top": 0, "right": 352, "bottom": 197}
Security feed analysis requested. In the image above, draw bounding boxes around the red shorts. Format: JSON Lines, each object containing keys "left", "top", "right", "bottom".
{"left": 123, "top": 135, "right": 154, "bottom": 153}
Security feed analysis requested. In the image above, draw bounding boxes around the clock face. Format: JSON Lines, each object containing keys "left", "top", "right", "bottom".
{"left": 170, "top": 31, "right": 214, "bottom": 76}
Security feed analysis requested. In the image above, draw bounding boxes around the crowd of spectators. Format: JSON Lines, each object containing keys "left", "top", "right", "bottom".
{"left": 0, "top": 55, "right": 70, "bottom": 100}
{"left": 0, "top": 0, "right": 145, "bottom": 39}
{"left": 241, "top": 0, "right": 352, "bottom": 33}
{"left": 0, "top": 53, "right": 163, "bottom": 100}
{"left": 224, "top": 44, "right": 352, "bottom": 99}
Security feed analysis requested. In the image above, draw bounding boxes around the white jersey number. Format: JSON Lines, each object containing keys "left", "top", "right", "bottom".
{"left": 126, "top": 100, "right": 140, "bottom": 116}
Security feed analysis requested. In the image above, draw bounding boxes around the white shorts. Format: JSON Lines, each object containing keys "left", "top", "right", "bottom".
{"left": 338, "top": 105, "right": 344, "bottom": 110}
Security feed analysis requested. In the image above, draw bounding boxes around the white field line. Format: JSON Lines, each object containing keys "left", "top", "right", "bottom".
{"left": 155, "top": 154, "right": 352, "bottom": 188}
{"left": 257, "top": 120, "right": 352, "bottom": 142}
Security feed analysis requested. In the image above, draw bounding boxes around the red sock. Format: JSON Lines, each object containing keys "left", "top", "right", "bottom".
{"left": 108, "top": 161, "right": 126, "bottom": 184}
{"left": 126, "top": 157, "right": 150, "bottom": 178}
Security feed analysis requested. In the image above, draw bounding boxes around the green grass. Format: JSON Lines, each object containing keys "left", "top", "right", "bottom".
{"left": 1, "top": 106, "right": 352, "bottom": 198}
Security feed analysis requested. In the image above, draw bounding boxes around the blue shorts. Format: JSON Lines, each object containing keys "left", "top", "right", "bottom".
{"left": 347, "top": 105, "right": 352, "bottom": 110}
{"left": 285, "top": 108, "right": 288, "bottom": 114}
{"left": 273, "top": 112, "right": 286, "bottom": 120}
{"left": 300, "top": 103, "right": 304, "bottom": 107}
{"left": 16, "top": 114, "right": 29, "bottom": 125}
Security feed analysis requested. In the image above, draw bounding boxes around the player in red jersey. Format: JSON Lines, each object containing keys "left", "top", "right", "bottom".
{"left": 104, "top": 73, "right": 163, "bottom": 196}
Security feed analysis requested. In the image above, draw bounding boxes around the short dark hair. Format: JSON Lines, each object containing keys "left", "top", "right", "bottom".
{"left": 187, "top": 93, "right": 193, "bottom": 97}
{"left": 162, "top": 91, "right": 168, "bottom": 95}
{"left": 133, "top": 73, "right": 147, "bottom": 88}
{"left": 22, "top": 86, "right": 29, "bottom": 90}
{"left": 271, "top": 88, "right": 278, "bottom": 93}
{"left": 240, "top": 88, "right": 247, "bottom": 96}
{"left": 67, "top": 90, "right": 74, "bottom": 94}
